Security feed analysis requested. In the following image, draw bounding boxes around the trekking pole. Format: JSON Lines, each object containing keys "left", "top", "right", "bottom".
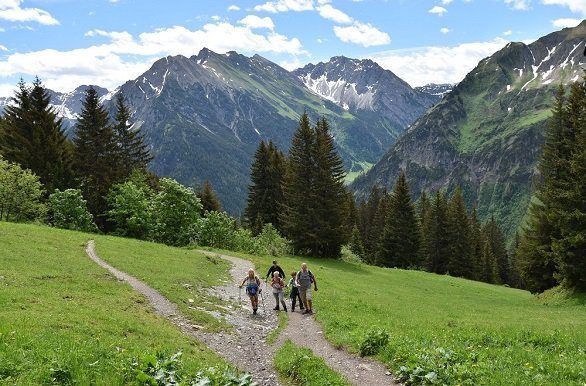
{"left": 260, "top": 289, "right": 266, "bottom": 312}
{"left": 238, "top": 286, "right": 242, "bottom": 307}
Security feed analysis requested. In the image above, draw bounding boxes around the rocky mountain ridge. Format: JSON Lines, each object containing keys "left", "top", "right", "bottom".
{"left": 351, "top": 20, "right": 586, "bottom": 239}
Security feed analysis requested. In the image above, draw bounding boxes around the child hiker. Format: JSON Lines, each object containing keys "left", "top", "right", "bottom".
{"left": 271, "top": 271, "right": 287, "bottom": 312}
{"left": 287, "top": 270, "right": 304, "bottom": 312}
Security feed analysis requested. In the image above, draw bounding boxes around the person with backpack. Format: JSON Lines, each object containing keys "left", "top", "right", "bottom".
{"left": 296, "top": 263, "right": 317, "bottom": 314}
{"left": 240, "top": 269, "right": 261, "bottom": 315}
{"left": 270, "top": 271, "right": 288, "bottom": 312}
{"left": 265, "top": 260, "right": 285, "bottom": 282}
{"left": 287, "top": 270, "right": 304, "bottom": 312}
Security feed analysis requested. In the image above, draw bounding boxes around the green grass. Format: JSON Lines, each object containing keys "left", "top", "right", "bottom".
{"left": 0, "top": 222, "right": 226, "bottom": 385}
{"left": 274, "top": 340, "right": 351, "bottom": 386}
{"left": 93, "top": 236, "right": 232, "bottom": 332}
{"left": 230, "top": 251, "right": 586, "bottom": 385}
{"left": 267, "top": 311, "right": 289, "bottom": 345}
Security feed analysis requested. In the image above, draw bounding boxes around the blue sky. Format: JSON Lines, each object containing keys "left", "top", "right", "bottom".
{"left": 0, "top": 0, "right": 583, "bottom": 97}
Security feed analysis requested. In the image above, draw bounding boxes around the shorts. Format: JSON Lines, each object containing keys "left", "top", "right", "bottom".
{"left": 300, "top": 286, "right": 312, "bottom": 302}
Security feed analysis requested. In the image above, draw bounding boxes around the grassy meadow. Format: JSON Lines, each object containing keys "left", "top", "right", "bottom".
{"left": 0, "top": 222, "right": 228, "bottom": 385}
{"left": 234, "top": 250, "right": 586, "bottom": 385}
{"left": 2, "top": 222, "right": 586, "bottom": 385}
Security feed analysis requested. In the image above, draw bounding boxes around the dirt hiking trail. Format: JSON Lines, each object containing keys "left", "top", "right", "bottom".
{"left": 86, "top": 241, "right": 397, "bottom": 385}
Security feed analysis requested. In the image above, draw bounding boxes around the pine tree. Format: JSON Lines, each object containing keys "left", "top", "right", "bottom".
{"left": 348, "top": 225, "right": 365, "bottom": 258}
{"left": 480, "top": 240, "right": 499, "bottom": 284}
{"left": 281, "top": 112, "right": 317, "bottom": 254}
{"left": 113, "top": 93, "right": 152, "bottom": 178}
{"left": 0, "top": 80, "right": 32, "bottom": 166}
{"left": 73, "top": 87, "right": 121, "bottom": 230}
{"left": 281, "top": 114, "right": 349, "bottom": 257}
{"left": 377, "top": 173, "right": 421, "bottom": 268}
{"left": 418, "top": 191, "right": 431, "bottom": 264}
{"left": 196, "top": 180, "right": 222, "bottom": 213}
{"left": 0, "top": 78, "right": 74, "bottom": 194}
{"left": 312, "top": 117, "right": 348, "bottom": 257}
{"left": 245, "top": 140, "right": 285, "bottom": 235}
{"left": 518, "top": 85, "right": 566, "bottom": 292}
{"left": 483, "top": 216, "right": 510, "bottom": 285}
{"left": 425, "top": 191, "right": 451, "bottom": 274}
{"left": 447, "top": 187, "right": 475, "bottom": 279}
{"left": 357, "top": 186, "right": 384, "bottom": 263}
{"left": 469, "top": 205, "right": 484, "bottom": 281}
{"left": 553, "top": 81, "right": 586, "bottom": 290}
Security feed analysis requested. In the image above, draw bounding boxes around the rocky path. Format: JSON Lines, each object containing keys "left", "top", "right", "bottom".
{"left": 86, "top": 241, "right": 397, "bottom": 386}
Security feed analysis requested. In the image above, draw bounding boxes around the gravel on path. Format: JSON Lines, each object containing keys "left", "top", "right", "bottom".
{"left": 86, "top": 241, "right": 399, "bottom": 386}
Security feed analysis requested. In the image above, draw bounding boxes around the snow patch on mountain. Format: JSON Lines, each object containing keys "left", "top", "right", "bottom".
{"left": 299, "top": 73, "right": 375, "bottom": 110}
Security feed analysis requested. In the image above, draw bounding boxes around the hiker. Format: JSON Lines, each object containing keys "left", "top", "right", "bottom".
{"left": 287, "top": 270, "right": 304, "bottom": 312}
{"left": 270, "top": 271, "right": 288, "bottom": 312}
{"left": 265, "top": 260, "right": 285, "bottom": 282}
{"left": 240, "top": 269, "right": 261, "bottom": 315}
{"left": 296, "top": 263, "right": 317, "bottom": 314}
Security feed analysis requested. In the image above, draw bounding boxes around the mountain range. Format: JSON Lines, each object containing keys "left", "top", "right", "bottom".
{"left": 351, "top": 20, "right": 586, "bottom": 239}
{"left": 0, "top": 50, "right": 439, "bottom": 213}
{"left": 2, "top": 21, "right": 582, "bottom": 231}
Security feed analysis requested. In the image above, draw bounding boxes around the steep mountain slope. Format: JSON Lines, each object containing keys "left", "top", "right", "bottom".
{"left": 112, "top": 49, "right": 435, "bottom": 213}
{"left": 415, "top": 83, "right": 454, "bottom": 104}
{"left": 351, "top": 21, "right": 586, "bottom": 239}
{"left": 293, "top": 56, "right": 435, "bottom": 129}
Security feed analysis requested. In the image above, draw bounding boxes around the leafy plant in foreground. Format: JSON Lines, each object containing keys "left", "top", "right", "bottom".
{"left": 359, "top": 327, "right": 389, "bottom": 357}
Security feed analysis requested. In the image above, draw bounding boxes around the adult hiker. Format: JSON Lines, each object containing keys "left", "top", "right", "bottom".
{"left": 265, "top": 260, "right": 285, "bottom": 282}
{"left": 270, "top": 271, "right": 288, "bottom": 312}
{"left": 240, "top": 269, "right": 261, "bottom": 315}
{"left": 296, "top": 263, "right": 317, "bottom": 314}
{"left": 287, "top": 270, "right": 304, "bottom": 312}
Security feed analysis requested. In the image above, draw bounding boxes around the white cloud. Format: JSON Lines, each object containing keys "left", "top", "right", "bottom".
{"left": 441, "top": 0, "right": 453, "bottom": 4}
{"left": 370, "top": 38, "right": 509, "bottom": 87}
{"left": 0, "top": 44, "right": 7, "bottom": 51}
{"left": 279, "top": 57, "right": 305, "bottom": 71}
{"left": 227, "top": 5, "right": 240, "bottom": 11}
{"left": 317, "top": 4, "right": 352, "bottom": 24}
{"left": 0, "top": 22, "right": 307, "bottom": 96}
{"left": 334, "top": 22, "right": 390, "bottom": 47}
{"left": 542, "top": 0, "right": 586, "bottom": 14}
{"left": 552, "top": 17, "right": 582, "bottom": 27}
{"left": 503, "top": 30, "right": 513, "bottom": 35}
{"left": 0, "top": 0, "right": 59, "bottom": 25}
{"left": 239, "top": 15, "right": 275, "bottom": 30}
{"left": 429, "top": 6, "right": 447, "bottom": 15}
{"left": 254, "top": 0, "right": 314, "bottom": 13}
{"left": 440, "top": 27, "right": 450, "bottom": 34}
{"left": 504, "top": 0, "right": 530, "bottom": 10}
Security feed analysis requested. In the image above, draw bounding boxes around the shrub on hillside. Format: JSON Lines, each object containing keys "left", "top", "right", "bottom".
{"left": 150, "top": 178, "right": 201, "bottom": 246}
{"left": 0, "top": 157, "right": 46, "bottom": 222}
{"left": 48, "top": 189, "right": 97, "bottom": 232}
{"left": 195, "top": 211, "right": 236, "bottom": 249}
{"left": 254, "top": 223, "right": 291, "bottom": 256}
{"left": 359, "top": 327, "right": 389, "bottom": 357}
{"left": 106, "top": 180, "right": 152, "bottom": 239}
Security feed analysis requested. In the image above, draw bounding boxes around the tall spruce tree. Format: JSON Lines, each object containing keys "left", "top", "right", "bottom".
{"left": 377, "top": 173, "right": 421, "bottom": 268}
{"left": 483, "top": 216, "right": 510, "bottom": 285}
{"left": 73, "top": 87, "right": 121, "bottom": 230}
{"left": 0, "top": 78, "right": 74, "bottom": 193}
{"left": 245, "top": 140, "right": 285, "bottom": 235}
{"left": 113, "top": 93, "right": 152, "bottom": 178}
{"left": 447, "top": 187, "right": 475, "bottom": 279}
{"left": 312, "top": 117, "right": 348, "bottom": 257}
{"left": 518, "top": 86, "right": 566, "bottom": 292}
{"left": 469, "top": 205, "right": 484, "bottom": 281}
{"left": 281, "top": 112, "right": 317, "bottom": 254}
{"left": 281, "top": 113, "right": 349, "bottom": 257}
{"left": 552, "top": 81, "right": 586, "bottom": 290}
{"left": 480, "top": 240, "right": 499, "bottom": 284}
{"left": 357, "top": 186, "right": 385, "bottom": 263}
{"left": 418, "top": 191, "right": 432, "bottom": 265}
{"left": 425, "top": 191, "right": 451, "bottom": 274}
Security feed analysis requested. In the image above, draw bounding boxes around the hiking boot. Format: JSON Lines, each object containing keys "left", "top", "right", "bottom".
{"left": 283, "top": 307, "right": 288, "bottom": 312}
{"left": 253, "top": 309, "right": 257, "bottom": 315}
{"left": 273, "top": 306, "right": 279, "bottom": 311}
{"left": 292, "top": 308, "right": 295, "bottom": 312}
{"left": 302, "top": 310, "right": 310, "bottom": 314}
{"left": 300, "top": 305, "right": 305, "bottom": 310}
